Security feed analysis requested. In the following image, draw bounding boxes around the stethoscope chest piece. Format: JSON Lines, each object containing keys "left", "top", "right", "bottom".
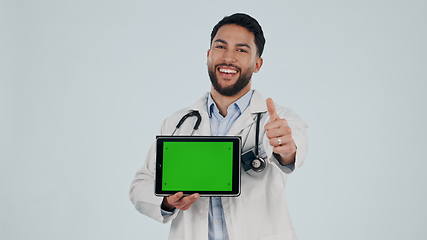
{"left": 251, "top": 157, "right": 266, "bottom": 172}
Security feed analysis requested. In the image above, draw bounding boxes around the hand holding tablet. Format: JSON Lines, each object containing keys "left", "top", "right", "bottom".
{"left": 162, "top": 192, "right": 200, "bottom": 211}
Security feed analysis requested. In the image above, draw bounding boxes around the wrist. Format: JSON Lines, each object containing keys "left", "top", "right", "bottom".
{"left": 161, "top": 197, "right": 176, "bottom": 211}
{"left": 274, "top": 152, "right": 295, "bottom": 165}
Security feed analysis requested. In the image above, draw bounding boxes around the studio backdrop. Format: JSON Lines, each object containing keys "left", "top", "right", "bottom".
{"left": 1, "top": 0, "right": 426, "bottom": 239}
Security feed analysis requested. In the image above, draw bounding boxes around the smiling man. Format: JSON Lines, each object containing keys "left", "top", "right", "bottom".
{"left": 130, "top": 13, "right": 308, "bottom": 240}
{"left": 208, "top": 23, "right": 263, "bottom": 100}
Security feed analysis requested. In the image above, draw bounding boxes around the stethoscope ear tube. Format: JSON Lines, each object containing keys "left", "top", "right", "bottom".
{"left": 176, "top": 110, "right": 201, "bottom": 130}
{"left": 173, "top": 110, "right": 202, "bottom": 136}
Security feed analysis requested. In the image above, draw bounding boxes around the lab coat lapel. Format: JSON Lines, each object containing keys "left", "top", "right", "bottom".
{"left": 227, "top": 110, "right": 255, "bottom": 135}
{"left": 228, "top": 90, "right": 267, "bottom": 135}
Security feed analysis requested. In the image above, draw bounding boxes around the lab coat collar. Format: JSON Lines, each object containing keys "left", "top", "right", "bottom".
{"left": 188, "top": 90, "right": 267, "bottom": 135}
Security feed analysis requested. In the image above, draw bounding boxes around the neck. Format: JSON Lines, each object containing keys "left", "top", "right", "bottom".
{"left": 210, "top": 85, "right": 251, "bottom": 117}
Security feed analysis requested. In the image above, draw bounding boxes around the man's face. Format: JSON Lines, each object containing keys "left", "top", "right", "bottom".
{"left": 207, "top": 24, "right": 263, "bottom": 96}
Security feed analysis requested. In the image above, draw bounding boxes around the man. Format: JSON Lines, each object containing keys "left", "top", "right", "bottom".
{"left": 130, "top": 13, "right": 308, "bottom": 240}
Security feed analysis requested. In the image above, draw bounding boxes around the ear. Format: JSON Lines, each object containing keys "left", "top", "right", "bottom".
{"left": 253, "top": 57, "right": 263, "bottom": 73}
{"left": 207, "top": 49, "right": 211, "bottom": 57}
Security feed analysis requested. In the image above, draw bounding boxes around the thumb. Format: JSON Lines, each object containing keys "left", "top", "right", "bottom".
{"left": 266, "top": 98, "right": 279, "bottom": 121}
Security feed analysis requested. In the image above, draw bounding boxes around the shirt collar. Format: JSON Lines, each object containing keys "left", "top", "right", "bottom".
{"left": 207, "top": 90, "right": 254, "bottom": 118}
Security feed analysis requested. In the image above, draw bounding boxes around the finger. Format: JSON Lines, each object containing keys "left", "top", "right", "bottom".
{"left": 182, "top": 194, "right": 200, "bottom": 210}
{"left": 266, "top": 98, "right": 279, "bottom": 121}
{"left": 168, "top": 192, "right": 184, "bottom": 204}
{"left": 266, "top": 126, "right": 292, "bottom": 139}
{"left": 175, "top": 193, "right": 199, "bottom": 207}
{"left": 269, "top": 135, "right": 293, "bottom": 147}
{"left": 176, "top": 193, "right": 200, "bottom": 209}
{"left": 273, "top": 144, "right": 296, "bottom": 156}
{"left": 264, "top": 119, "right": 288, "bottom": 131}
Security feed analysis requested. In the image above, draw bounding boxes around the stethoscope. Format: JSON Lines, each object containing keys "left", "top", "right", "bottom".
{"left": 171, "top": 110, "right": 266, "bottom": 173}
{"left": 171, "top": 110, "right": 202, "bottom": 136}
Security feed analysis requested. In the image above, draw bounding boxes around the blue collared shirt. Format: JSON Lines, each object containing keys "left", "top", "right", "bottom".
{"left": 207, "top": 90, "right": 254, "bottom": 240}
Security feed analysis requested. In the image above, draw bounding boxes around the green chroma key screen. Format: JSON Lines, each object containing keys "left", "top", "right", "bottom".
{"left": 162, "top": 141, "right": 233, "bottom": 191}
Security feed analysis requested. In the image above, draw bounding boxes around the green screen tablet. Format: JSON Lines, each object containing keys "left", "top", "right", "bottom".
{"left": 155, "top": 136, "right": 241, "bottom": 197}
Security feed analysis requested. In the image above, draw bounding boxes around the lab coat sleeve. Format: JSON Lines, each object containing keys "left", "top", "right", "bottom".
{"left": 264, "top": 107, "right": 309, "bottom": 174}
{"left": 129, "top": 119, "right": 180, "bottom": 223}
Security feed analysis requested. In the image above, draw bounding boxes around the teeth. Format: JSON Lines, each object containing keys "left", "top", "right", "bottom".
{"left": 219, "top": 68, "right": 237, "bottom": 74}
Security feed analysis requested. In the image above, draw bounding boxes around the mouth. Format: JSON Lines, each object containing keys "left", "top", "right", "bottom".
{"left": 216, "top": 65, "right": 240, "bottom": 80}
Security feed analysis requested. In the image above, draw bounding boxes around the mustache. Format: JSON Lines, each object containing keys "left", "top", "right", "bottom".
{"left": 215, "top": 64, "right": 241, "bottom": 72}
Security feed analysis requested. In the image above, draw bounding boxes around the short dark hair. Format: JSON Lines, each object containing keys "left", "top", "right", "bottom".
{"left": 210, "top": 13, "right": 266, "bottom": 57}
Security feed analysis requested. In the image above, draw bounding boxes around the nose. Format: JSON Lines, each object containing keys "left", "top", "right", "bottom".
{"left": 222, "top": 49, "right": 237, "bottom": 64}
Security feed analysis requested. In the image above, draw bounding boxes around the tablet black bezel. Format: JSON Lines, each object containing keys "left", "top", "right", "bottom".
{"left": 155, "top": 136, "right": 241, "bottom": 197}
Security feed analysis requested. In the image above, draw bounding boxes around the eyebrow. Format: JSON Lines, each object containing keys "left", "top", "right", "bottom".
{"left": 214, "top": 39, "right": 251, "bottom": 49}
{"left": 236, "top": 43, "right": 251, "bottom": 49}
{"left": 214, "top": 39, "right": 227, "bottom": 44}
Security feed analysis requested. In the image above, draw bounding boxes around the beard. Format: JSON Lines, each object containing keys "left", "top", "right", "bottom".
{"left": 208, "top": 64, "right": 253, "bottom": 97}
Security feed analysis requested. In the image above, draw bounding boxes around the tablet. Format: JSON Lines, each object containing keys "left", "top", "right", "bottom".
{"left": 155, "top": 136, "right": 241, "bottom": 197}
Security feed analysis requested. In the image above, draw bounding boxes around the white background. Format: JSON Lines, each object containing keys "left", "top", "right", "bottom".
{"left": 1, "top": 0, "right": 426, "bottom": 239}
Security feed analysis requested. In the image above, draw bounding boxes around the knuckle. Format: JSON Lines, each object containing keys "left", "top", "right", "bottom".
{"left": 280, "top": 119, "right": 287, "bottom": 125}
{"left": 176, "top": 200, "right": 186, "bottom": 207}
{"left": 269, "top": 139, "right": 275, "bottom": 145}
{"left": 184, "top": 197, "right": 194, "bottom": 204}
{"left": 282, "top": 127, "right": 291, "bottom": 135}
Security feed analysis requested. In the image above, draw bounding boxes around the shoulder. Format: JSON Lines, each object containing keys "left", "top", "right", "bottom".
{"left": 160, "top": 107, "right": 193, "bottom": 134}
{"left": 160, "top": 93, "right": 209, "bottom": 133}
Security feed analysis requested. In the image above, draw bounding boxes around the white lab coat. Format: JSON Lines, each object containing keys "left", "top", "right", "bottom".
{"left": 129, "top": 90, "right": 308, "bottom": 240}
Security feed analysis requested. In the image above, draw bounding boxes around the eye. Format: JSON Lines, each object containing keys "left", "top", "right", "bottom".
{"left": 237, "top": 49, "right": 248, "bottom": 53}
{"left": 215, "top": 45, "right": 225, "bottom": 49}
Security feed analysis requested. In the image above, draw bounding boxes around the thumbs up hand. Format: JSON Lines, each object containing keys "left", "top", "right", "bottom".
{"left": 264, "top": 98, "right": 296, "bottom": 165}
